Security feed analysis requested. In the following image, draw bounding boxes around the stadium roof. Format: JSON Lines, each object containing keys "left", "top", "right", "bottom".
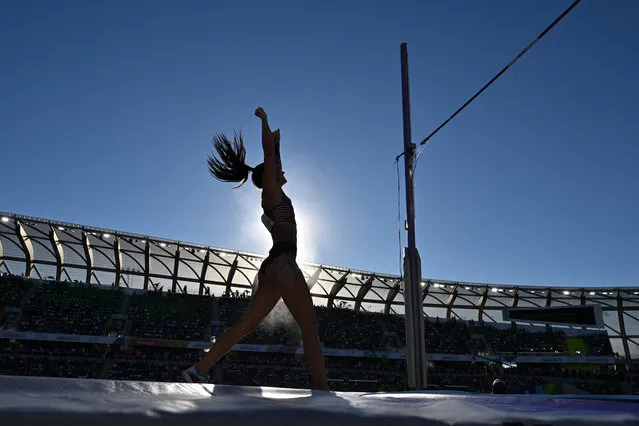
{"left": 1, "top": 211, "right": 638, "bottom": 360}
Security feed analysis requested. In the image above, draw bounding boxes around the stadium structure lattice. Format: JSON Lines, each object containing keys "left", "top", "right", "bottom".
{"left": 1, "top": 211, "right": 638, "bottom": 363}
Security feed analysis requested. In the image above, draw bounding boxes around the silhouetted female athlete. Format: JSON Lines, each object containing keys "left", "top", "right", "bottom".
{"left": 183, "top": 107, "right": 329, "bottom": 390}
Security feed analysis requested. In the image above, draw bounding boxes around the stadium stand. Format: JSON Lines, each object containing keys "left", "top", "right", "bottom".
{"left": 19, "top": 281, "right": 124, "bottom": 335}
{"left": 0, "top": 214, "right": 635, "bottom": 396}
{"left": 475, "top": 323, "right": 569, "bottom": 355}
{"left": 0, "top": 274, "right": 632, "bottom": 395}
{"left": 0, "top": 274, "right": 32, "bottom": 308}
{"left": 127, "top": 292, "right": 212, "bottom": 340}
{"left": 0, "top": 340, "right": 104, "bottom": 379}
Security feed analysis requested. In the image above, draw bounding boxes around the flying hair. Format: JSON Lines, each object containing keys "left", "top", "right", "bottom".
{"left": 207, "top": 132, "right": 253, "bottom": 189}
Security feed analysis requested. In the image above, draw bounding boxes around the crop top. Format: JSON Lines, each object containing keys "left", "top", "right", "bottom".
{"left": 261, "top": 194, "right": 296, "bottom": 233}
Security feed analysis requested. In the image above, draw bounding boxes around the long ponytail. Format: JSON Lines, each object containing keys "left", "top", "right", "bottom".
{"left": 207, "top": 132, "right": 253, "bottom": 189}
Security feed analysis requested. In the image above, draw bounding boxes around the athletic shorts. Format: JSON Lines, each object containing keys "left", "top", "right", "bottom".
{"left": 257, "top": 241, "right": 299, "bottom": 283}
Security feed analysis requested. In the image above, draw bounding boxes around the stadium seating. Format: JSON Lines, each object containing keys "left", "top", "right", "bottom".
{"left": 0, "top": 340, "right": 104, "bottom": 379}
{"left": 127, "top": 292, "right": 212, "bottom": 341}
{"left": 0, "top": 275, "right": 627, "bottom": 394}
{"left": 477, "top": 324, "right": 569, "bottom": 355}
{"left": 219, "top": 294, "right": 251, "bottom": 325}
{"left": 582, "top": 332, "right": 614, "bottom": 356}
{"left": 19, "top": 281, "right": 124, "bottom": 335}
{"left": 0, "top": 275, "right": 33, "bottom": 308}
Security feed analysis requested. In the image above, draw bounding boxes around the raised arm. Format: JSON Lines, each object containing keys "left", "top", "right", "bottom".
{"left": 273, "top": 128, "right": 282, "bottom": 171}
{"left": 255, "top": 107, "right": 281, "bottom": 190}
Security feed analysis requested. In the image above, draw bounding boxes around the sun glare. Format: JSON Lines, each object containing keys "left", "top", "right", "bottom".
{"left": 292, "top": 205, "right": 320, "bottom": 264}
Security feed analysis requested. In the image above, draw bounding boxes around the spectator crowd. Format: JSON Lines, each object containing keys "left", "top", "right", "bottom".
{"left": 0, "top": 273, "right": 630, "bottom": 395}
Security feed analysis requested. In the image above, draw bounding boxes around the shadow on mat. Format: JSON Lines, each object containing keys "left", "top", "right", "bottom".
{"left": 199, "top": 383, "right": 357, "bottom": 410}
{"left": 206, "top": 384, "right": 264, "bottom": 398}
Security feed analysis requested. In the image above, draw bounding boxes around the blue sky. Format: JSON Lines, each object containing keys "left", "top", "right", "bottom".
{"left": 1, "top": 0, "right": 637, "bottom": 288}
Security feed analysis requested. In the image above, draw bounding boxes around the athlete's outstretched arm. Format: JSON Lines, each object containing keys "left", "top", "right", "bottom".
{"left": 255, "top": 107, "right": 281, "bottom": 189}
{"left": 273, "top": 129, "right": 282, "bottom": 171}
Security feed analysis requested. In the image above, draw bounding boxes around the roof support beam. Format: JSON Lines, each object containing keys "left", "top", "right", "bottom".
{"left": 82, "top": 231, "right": 94, "bottom": 284}
{"left": 143, "top": 240, "right": 151, "bottom": 290}
{"left": 0, "top": 237, "right": 4, "bottom": 273}
{"left": 199, "top": 250, "right": 211, "bottom": 296}
{"left": 420, "top": 280, "right": 431, "bottom": 317}
{"left": 510, "top": 289, "right": 519, "bottom": 326}
{"left": 48, "top": 228, "right": 64, "bottom": 282}
{"left": 354, "top": 276, "right": 374, "bottom": 311}
{"left": 327, "top": 271, "right": 349, "bottom": 308}
{"left": 15, "top": 221, "right": 35, "bottom": 278}
{"left": 478, "top": 287, "right": 489, "bottom": 321}
{"left": 306, "top": 266, "right": 322, "bottom": 291}
{"left": 617, "top": 292, "right": 632, "bottom": 372}
{"left": 384, "top": 280, "right": 401, "bottom": 315}
{"left": 446, "top": 286, "right": 458, "bottom": 320}
{"left": 171, "top": 244, "right": 181, "bottom": 293}
{"left": 225, "top": 256, "right": 239, "bottom": 296}
{"left": 421, "top": 280, "right": 431, "bottom": 303}
{"left": 113, "top": 237, "right": 122, "bottom": 287}
{"left": 511, "top": 289, "right": 519, "bottom": 308}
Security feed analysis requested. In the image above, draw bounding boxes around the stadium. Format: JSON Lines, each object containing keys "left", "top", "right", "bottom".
{"left": 3, "top": 0, "right": 639, "bottom": 423}
{"left": 2, "top": 212, "right": 639, "bottom": 425}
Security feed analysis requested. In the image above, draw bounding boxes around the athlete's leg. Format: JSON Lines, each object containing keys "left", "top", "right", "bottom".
{"left": 194, "top": 279, "right": 280, "bottom": 375}
{"left": 279, "top": 260, "right": 329, "bottom": 390}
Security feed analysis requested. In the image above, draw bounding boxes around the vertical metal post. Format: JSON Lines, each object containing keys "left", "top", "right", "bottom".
{"left": 400, "top": 42, "right": 427, "bottom": 390}
{"left": 616, "top": 292, "right": 632, "bottom": 374}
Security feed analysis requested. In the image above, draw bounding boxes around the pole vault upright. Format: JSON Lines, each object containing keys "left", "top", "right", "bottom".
{"left": 400, "top": 42, "right": 427, "bottom": 390}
